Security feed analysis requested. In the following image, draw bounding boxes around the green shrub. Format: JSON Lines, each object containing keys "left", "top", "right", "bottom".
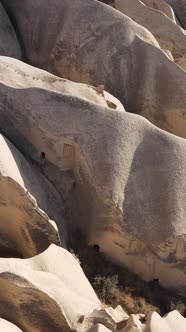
{"left": 68, "top": 229, "right": 186, "bottom": 317}
{"left": 93, "top": 275, "right": 119, "bottom": 303}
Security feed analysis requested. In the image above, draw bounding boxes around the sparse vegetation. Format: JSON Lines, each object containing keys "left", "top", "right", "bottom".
{"left": 170, "top": 300, "right": 185, "bottom": 315}
{"left": 68, "top": 229, "right": 186, "bottom": 317}
{"left": 93, "top": 275, "right": 119, "bottom": 303}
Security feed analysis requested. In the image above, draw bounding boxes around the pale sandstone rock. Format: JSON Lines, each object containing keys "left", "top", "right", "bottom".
{"left": 0, "top": 56, "right": 124, "bottom": 112}
{"left": 84, "top": 310, "right": 186, "bottom": 332}
{"left": 84, "top": 306, "right": 129, "bottom": 331}
{"left": 142, "top": 0, "right": 176, "bottom": 22}
{"left": 0, "top": 3, "right": 22, "bottom": 59}
{"left": 0, "top": 1, "right": 185, "bottom": 329}
{"left": 2, "top": 0, "right": 186, "bottom": 137}
{"left": 163, "top": 310, "right": 186, "bottom": 332}
{"left": 145, "top": 312, "right": 172, "bottom": 332}
{"left": 123, "top": 314, "right": 145, "bottom": 331}
{"left": 0, "top": 244, "right": 100, "bottom": 331}
{"left": 0, "top": 134, "right": 61, "bottom": 257}
{"left": 145, "top": 311, "right": 186, "bottom": 332}
{"left": 0, "top": 60, "right": 186, "bottom": 293}
{"left": 114, "top": 0, "right": 186, "bottom": 69}
{"left": 0, "top": 56, "right": 122, "bottom": 117}
{"left": 0, "top": 318, "right": 23, "bottom": 332}
{"left": 163, "top": 49, "right": 174, "bottom": 60}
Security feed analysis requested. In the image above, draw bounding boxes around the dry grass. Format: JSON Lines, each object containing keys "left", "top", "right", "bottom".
{"left": 68, "top": 230, "right": 186, "bottom": 317}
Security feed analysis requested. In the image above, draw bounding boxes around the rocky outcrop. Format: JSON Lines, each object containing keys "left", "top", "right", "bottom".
{"left": 2, "top": 0, "right": 186, "bottom": 138}
{"left": 165, "top": 0, "right": 186, "bottom": 28}
{"left": 0, "top": 318, "right": 23, "bottom": 332}
{"left": 0, "top": 244, "right": 101, "bottom": 331}
{"left": 84, "top": 306, "right": 129, "bottom": 331}
{"left": 145, "top": 310, "right": 186, "bottom": 332}
{"left": 0, "top": 128, "right": 102, "bottom": 331}
{"left": 0, "top": 134, "right": 60, "bottom": 257}
{"left": 0, "top": 125, "right": 101, "bottom": 331}
{"left": 0, "top": 56, "right": 185, "bottom": 293}
{"left": 0, "top": 56, "right": 124, "bottom": 112}
{"left": 114, "top": 0, "right": 186, "bottom": 69}
{"left": 123, "top": 314, "right": 145, "bottom": 331}
{"left": 84, "top": 310, "right": 186, "bottom": 332}
{"left": 0, "top": 3, "right": 22, "bottom": 59}
{"left": 0, "top": 0, "right": 185, "bottom": 330}
{"left": 142, "top": 0, "right": 177, "bottom": 22}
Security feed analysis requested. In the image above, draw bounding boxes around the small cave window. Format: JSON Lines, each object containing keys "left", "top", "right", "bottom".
{"left": 40, "top": 152, "right": 46, "bottom": 160}
{"left": 93, "top": 244, "right": 100, "bottom": 252}
{"left": 153, "top": 278, "right": 159, "bottom": 284}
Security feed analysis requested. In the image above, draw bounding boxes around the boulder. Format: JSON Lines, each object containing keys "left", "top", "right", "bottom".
{"left": 0, "top": 134, "right": 60, "bottom": 258}
{"left": 145, "top": 312, "right": 172, "bottom": 332}
{"left": 163, "top": 310, "right": 186, "bottom": 332}
{"left": 121, "top": 310, "right": 186, "bottom": 331}
{"left": 0, "top": 0, "right": 186, "bottom": 328}
{"left": 142, "top": 0, "right": 177, "bottom": 22}
{"left": 0, "top": 244, "right": 100, "bottom": 331}
{"left": 0, "top": 56, "right": 124, "bottom": 112}
{"left": 2, "top": 0, "right": 186, "bottom": 138}
{"left": 0, "top": 57, "right": 185, "bottom": 293}
{"left": 114, "top": 0, "right": 186, "bottom": 69}
{"left": 84, "top": 306, "right": 129, "bottom": 331}
{"left": 0, "top": 318, "right": 23, "bottom": 331}
{"left": 123, "top": 314, "right": 145, "bottom": 331}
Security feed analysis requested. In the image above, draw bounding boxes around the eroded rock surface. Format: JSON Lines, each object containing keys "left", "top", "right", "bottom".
{"left": 142, "top": 0, "right": 177, "bottom": 22}
{"left": 2, "top": 0, "right": 186, "bottom": 137}
{"left": 0, "top": 3, "right": 22, "bottom": 59}
{"left": 0, "top": 318, "right": 23, "bottom": 332}
{"left": 0, "top": 134, "right": 60, "bottom": 257}
{"left": 0, "top": 56, "right": 185, "bottom": 293}
{"left": 84, "top": 306, "right": 129, "bottom": 331}
{"left": 0, "top": 244, "right": 100, "bottom": 331}
{"left": 165, "top": 0, "right": 186, "bottom": 28}
{"left": 145, "top": 310, "right": 186, "bottom": 332}
{"left": 0, "top": 0, "right": 185, "bottom": 331}
{"left": 115, "top": 0, "right": 186, "bottom": 69}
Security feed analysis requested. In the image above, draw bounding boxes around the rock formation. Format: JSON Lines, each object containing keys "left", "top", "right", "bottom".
{"left": 145, "top": 310, "right": 186, "bottom": 332}
{"left": 2, "top": 0, "right": 186, "bottom": 138}
{"left": 142, "top": 0, "right": 177, "bottom": 22}
{"left": 0, "top": 3, "right": 22, "bottom": 59}
{"left": 114, "top": 0, "right": 186, "bottom": 69}
{"left": 165, "top": 0, "right": 186, "bottom": 28}
{"left": 0, "top": 0, "right": 185, "bottom": 331}
{"left": 0, "top": 55, "right": 185, "bottom": 294}
{"left": 0, "top": 134, "right": 60, "bottom": 257}
{"left": 0, "top": 318, "right": 23, "bottom": 332}
{"left": 0, "top": 245, "right": 100, "bottom": 331}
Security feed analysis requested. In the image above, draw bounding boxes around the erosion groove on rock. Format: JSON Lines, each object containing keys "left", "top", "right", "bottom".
{"left": 2, "top": 0, "right": 186, "bottom": 137}
{"left": 0, "top": 0, "right": 185, "bottom": 331}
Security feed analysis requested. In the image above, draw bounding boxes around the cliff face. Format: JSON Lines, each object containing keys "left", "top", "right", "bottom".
{"left": 0, "top": 0, "right": 186, "bottom": 331}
